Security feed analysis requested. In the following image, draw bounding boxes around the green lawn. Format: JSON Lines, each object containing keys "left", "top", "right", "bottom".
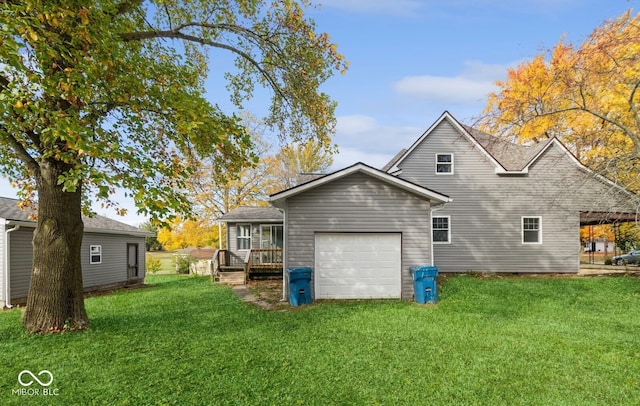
{"left": 1, "top": 274, "right": 639, "bottom": 405}
{"left": 146, "top": 250, "right": 179, "bottom": 273}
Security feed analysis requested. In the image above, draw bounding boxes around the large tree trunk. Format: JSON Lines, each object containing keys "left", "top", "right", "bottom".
{"left": 22, "top": 160, "right": 88, "bottom": 333}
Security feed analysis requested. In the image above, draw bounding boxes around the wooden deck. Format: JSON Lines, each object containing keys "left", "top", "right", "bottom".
{"left": 213, "top": 249, "right": 283, "bottom": 284}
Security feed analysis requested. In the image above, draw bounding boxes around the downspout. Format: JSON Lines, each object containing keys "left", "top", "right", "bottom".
{"left": 276, "top": 207, "right": 287, "bottom": 302}
{"left": 430, "top": 203, "right": 447, "bottom": 266}
{"left": 4, "top": 224, "right": 20, "bottom": 309}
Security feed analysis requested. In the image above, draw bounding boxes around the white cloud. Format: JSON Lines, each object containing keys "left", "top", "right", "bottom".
{"left": 319, "top": 0, "right": 424, "bottom": 17}
{"left": 336, "top": 116, "right": 420, "bottom": 149}
{"left": 337, "top": 115, "right": 378, "bottom": 135}
{"left": 331, "top": 146, "right": 395, "bottom": 171}
{"left": 330, "top": 115, "right": 423, "bottom": 169}
{"left": 392, "top": 60, "right": 510, "bottom": 104}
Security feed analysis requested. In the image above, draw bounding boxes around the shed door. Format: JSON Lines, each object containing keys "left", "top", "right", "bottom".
{"left": 127, "top": 243, "right": 139, "bottom": 280}
{"left": 314, "top": 233, "right": 401, "bottom": 299}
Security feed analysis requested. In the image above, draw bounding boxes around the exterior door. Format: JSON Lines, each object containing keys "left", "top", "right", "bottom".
{"left": 127, "top": 243, "right": 139, "bottom": 280}
{"left": 261, "top": 225, "right": 283, "bottom": 249}
{"left": 260, "top": 225, "right": 283, "bottom": 264}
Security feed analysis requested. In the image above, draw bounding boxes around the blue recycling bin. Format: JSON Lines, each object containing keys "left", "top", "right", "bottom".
{"left": 287, "top": 267, "right": 313, "bottom": 306}
{"left": 411, "top": 266, "right": 438, "bottom": 304}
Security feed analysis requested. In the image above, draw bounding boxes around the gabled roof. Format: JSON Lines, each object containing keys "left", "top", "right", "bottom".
{"left": 0, "top": 197, "right": 153, "bottom": 237}
{"left": 388, "top": 111, "right": 580, "bottom": 175}
{"left": 218, "top": 206, "right": 283, "bottom": 222}
{"left": 270, "top": 162, "right": 451, "bottom": 205}
{"left": 462, "top": 125, "right": 553, "bottom": 172}
{"left": 381, "top": 148, "right": 407, "bottom": 172}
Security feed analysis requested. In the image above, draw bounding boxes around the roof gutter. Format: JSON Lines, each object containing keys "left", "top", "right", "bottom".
{"left": 275, "top": 207, "right": 287, "bottom": 302}
{"left": 4, "top": 223, "right": 20, "bottom": 309}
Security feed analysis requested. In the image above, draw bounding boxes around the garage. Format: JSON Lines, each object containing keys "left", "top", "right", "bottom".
{"left": 270, "top": 163, "right": 450, "bottom": 301}
{"left": 315, "top": 233, "right": 402, "bottom": 299}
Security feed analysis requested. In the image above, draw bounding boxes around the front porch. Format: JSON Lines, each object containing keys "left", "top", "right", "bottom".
{"left": 212, "top": 249, "right": 283, "bottom": 285}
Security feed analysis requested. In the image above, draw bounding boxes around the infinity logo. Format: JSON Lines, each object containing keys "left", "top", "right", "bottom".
{"left": 18, "top": 370, "right": 53, "bottom": 387}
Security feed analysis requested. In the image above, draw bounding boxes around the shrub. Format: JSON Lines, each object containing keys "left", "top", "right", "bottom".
{"left": 604, "top": 257, "right": 613, "bottom": 266}
{"left": 174, "top": 255, "right": 192, "bottom": 274}
{"left": 146, "top": 256, "right": 162, "bottom": 274}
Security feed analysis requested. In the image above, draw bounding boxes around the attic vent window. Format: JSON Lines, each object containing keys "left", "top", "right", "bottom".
{"left": 436, "top": 153, "right": 454, "bottom": 174}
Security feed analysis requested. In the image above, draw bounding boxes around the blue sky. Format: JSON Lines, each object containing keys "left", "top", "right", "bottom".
{"left": 315, "top": 0, "right": 639, "bottom": 169}
{"left": 1, "top": 0, "right": 637, "bottom": 225}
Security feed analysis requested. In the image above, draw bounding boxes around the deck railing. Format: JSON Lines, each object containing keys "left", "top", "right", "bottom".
{"left": 213, "top": 249, "right": 283, "bottom": 282}
{"left": 215, "top": 249, "right": 247, "bottom": 269}
{"left": 248, "top": 249, "right": 283, "bottom": 266}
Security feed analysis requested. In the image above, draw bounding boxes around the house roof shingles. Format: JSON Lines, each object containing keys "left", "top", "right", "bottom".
{"left": 219, "top": 206, "right": 283, "bottom": 222}
{"left": 0, "top": 197, "right": 152, "bottom": 236}
{"left": 463, "top": 125, "right": 552, "bottom": 171}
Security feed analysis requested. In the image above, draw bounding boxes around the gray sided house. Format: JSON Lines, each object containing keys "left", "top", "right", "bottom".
{"left": 270, "top": 163, "right": 450, "bottom": 300}
{"left": 217, "top": 206, "right": 284, "bottom": 280}
{"left": 0, "top": 197, "right": 151, "bottom": 308}
{"left": 387, "top": 111, "right": 640, "bottom": 274}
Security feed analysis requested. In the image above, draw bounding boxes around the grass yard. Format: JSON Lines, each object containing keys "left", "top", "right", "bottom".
{"left": 1, "top": 274, "right": 639, "bottom": 405}
{"left": 146, "top": 250, "right": 179, "bottom": 273}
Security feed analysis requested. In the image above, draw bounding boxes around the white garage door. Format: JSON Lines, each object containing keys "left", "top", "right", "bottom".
{"left": 314, "top": 233, "right": 401, "bottom": 299}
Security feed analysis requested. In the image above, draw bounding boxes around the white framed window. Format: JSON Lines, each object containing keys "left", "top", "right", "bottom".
{"left": 90, "top": 245, "right": 102, "bottom": 264}
{"left": 261, "top": 224, "right": 284, "bottom": 249}
{"left": 522, "top": 217, "right": 542, "bottom": 244}
{"left": 237, "top": 224, "right": 252, "bottom": 250}
{"left": 433, "top": 216, "right": 450, "bottom": 244}
{"left": 436, "top": 153, "right": 454, "bottom": 174}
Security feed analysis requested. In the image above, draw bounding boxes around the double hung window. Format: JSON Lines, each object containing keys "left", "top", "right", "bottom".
{"left": 237, "top": 224, "right": 252, "bottom": 250}
{"left": 436, "top": 153, "right": 454, "bottom": 174}
{"left": 522, "top": 217, "right": 541, "bottom": 244}
{"left": 433, "top": 216, "right": 450, "bottom": 244}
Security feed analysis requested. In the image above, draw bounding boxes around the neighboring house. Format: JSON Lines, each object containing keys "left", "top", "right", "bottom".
{"left": 386, "top": 111, "right": 640, "bottom": 274}
{"left": 270, "top": 163, "right": 450, "bottom": 300}
{"left": 0, "top": 197, "right": 152, "bottom": 308}
{"left": 216, "top": 206, "right": 284, "bottom": 281}
{"left": 583, "top": 240, "right": 615, "bottom": 253}
{"left": 173, "top": 247, "right": 217, "bottom": 275}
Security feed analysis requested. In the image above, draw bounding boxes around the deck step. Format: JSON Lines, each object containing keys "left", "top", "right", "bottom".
{"left": 217, "top": 271, "right": 245, "bottom": 285}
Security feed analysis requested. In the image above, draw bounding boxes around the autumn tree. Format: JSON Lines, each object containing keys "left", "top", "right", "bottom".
{"left": 187, "top": 118, "right": 334, "bottom": 227}
{"left": 267, "top": 138, "right": 334, "bottom": 190}
{"left": 187, "top": 114, "right": 276, "bottom": 224}
{"left": 1, "top": 0, "right": 347, "bottom": 333}
{"left": 157, "top": 217, "right": 220, "bottom": 250}
{"left": 480, "top": 10, "right": 640, "bottom": 192}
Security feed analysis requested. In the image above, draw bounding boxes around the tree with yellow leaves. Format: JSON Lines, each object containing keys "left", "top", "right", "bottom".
{"left": 266, "top": 138, "right": 334, "bottom": 190}
{"left": 157, "top": 218, "right": 220, "bottom": 250}
{"left": 480, "top": 10, "right": 640, "bottom": 192}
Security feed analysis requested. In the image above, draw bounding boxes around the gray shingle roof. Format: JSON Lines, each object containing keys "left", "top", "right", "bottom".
{"left": 382, "top": 148, "right": 407, "bottom": 172}
{"left": 0, "top": 197, "right": 152, "bottom": 236}
{"left": 219, "top": 206, "right": 283, "bottom": 222}
{"left": 463, "top": 125, "right": 552, "bottom": 171}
